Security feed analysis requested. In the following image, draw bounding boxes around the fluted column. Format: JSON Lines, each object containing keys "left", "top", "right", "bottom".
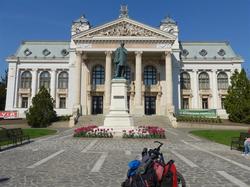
{"left": 165, "top": 52, "right": 173, "bottom": 110}
{"left": 31, "top": 68, "right": 38, "bottom": 99}
{"left": 135, "top": 51, "right": 142, "bottom": 106}
{"left": 104, "top": 51, "right": 112, "bottom": 113}
{"left": 75, "top": 51, "right": 82, "bottom": 106}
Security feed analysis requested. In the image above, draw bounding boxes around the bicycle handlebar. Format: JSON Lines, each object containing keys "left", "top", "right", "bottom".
{"left": 154, "top": 141, "right": 163, "bottom": 152}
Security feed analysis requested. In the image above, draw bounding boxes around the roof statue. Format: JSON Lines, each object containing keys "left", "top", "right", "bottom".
{"left": 161, "top": 15, "right": 177, "bottom": 25}
{"left": 119, "top": 5, "right": 129, "bottom": 18}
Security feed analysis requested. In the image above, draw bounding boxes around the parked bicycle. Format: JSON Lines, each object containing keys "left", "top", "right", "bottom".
{"left": 122, "top": 141, "right": 186, "bottom": 187}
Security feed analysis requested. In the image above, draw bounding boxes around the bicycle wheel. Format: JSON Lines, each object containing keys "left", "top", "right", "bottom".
{"left": 177, "top": 171, "right": 186, "bottom": 187}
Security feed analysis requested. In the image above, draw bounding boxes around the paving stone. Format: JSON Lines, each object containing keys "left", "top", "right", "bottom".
{"left": 0, "top": 117, "right": 249, "bottom": 186}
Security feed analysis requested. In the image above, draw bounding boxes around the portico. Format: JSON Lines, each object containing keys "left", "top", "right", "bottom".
{"left": 71, "top": 47, "right": 176, "bottom": 119}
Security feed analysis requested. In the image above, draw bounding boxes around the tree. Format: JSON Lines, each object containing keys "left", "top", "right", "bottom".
{"left": 26, "top": 86, "right": 57, "bottom": 127}
{"left": 0, "top": 69, "right": 8, "bottom": 110}
{"left": 224, "top": 69, "right": 250, "bottom": 123}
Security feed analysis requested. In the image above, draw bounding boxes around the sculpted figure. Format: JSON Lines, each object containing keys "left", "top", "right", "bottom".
{"left": 114, "top": 42, "right": 128, "bottom": 78}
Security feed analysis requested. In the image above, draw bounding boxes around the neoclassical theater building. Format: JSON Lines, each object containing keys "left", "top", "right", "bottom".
{"left": 5, "top": 6, "right": 243, "bottom": 119}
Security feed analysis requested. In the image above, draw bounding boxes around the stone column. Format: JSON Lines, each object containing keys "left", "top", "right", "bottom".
{"left": 50, "top": 69, "right": 56, "bottom": 100}
{"left": 134, "top": 51, "right": 143, "bottom": 115}
{"left": 31, "top": 68, "right": 38, "bottom": 99}
{"left": 212, "top": 70, "right": 218, "bottom": 109}
{"left": 75, "top": 51, "right": 82, "bottom": 106}
{"left": 135, "top": 51, "right": 142, "bottom": 105}
{"left": 81, "top": 53, "right": 88, "bottom": 114}
{"left": 104, "top": 51, "right": 112, "bottom": 114}
{"left": 165, "top": 52, "right": 173, "bottom": 111}
{"left": 191, "top": 70, "right": 198, "bottom": 109}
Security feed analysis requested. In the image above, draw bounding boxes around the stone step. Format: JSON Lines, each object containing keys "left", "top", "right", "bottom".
{"left": 77, "top": 115, "right": 172, "bottom": 128}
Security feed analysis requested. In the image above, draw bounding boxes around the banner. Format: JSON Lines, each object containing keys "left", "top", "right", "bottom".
{"left": 0, "top": 111, "right": 18, "bottom": 119}
{"left": 179, "top": 109, "right": 217, "bottom": 118}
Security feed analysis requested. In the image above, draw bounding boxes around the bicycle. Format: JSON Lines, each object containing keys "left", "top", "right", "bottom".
{"left": 122, "top": 141, "right": 186, "bottom": 187}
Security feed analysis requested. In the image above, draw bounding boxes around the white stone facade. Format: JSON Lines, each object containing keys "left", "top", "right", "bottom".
{"left": 5, "top": 11, "right": 243, "bottom": 120}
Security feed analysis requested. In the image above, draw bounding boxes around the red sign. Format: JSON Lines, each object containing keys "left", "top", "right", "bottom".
{"left": 0, "top": 111, "right": 18, "bottom": 119}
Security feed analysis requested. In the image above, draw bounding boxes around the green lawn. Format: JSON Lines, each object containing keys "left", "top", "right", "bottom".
{"left": 22, "top": 129, "right": 57, "bottom": 139}
{"left": 0, "top": 128, "right": 57, "bottom": 146}
{"left": 189, "top": 130, "right": 243, "bottom": 146}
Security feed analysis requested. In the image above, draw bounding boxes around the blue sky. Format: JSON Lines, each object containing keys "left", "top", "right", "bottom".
{"left": 0, "top": 0, "right": 249, "bottom": 77}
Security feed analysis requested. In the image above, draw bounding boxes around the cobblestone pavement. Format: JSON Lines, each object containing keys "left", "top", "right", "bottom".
{"left": 1, "top": 126, "right": 250, "bottom": 187}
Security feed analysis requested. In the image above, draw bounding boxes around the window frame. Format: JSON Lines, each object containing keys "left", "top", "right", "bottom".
{"left": 199, "top": 72, "right": 210, "bottom": 90}
{"left": 58, "top": 71, "right": 68, "bottom": 89}
{"left": 92, "top": 65, "right": 105, "bottom": 85}
{"left": 39, "top": 71, "right": 51, "bottom": 89}
{"left": 180, "top": 72, "right": 191, "bottom": 89}
{"left": 217, "top": 72, "right": 228, "bottom": 90}
{"left": 144, "top": 65, "right": 157, "bottom": 86}
{"left": 20, "top": 71, "right": 32, "bottom": 89}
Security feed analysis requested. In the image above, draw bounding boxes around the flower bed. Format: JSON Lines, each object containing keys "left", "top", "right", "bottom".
{"left": 74, "top": 125, "right": 113, "bottom": 138}
{"left": 122, "top": 126, "right": 166, "bottom": 139}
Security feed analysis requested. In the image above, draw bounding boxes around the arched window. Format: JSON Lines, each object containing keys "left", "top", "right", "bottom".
{"left": 199, "top": 72, "right": 210, "bottom": 90}
{"left": 58, "top": 71, "right": 68, "bottom": 89}
{"left": 92, "top": 65, "right": 104, "bottom": 85}
{"left": 124, "top": 66, "right": 131, "bottom": 83}
{"left": 20, "top": 71, "right": 32, "bottom": 89}
{"left": 180, "top": 72, "right": 190, "bottom": 89}
{"left": 144, "top": 65, "right": 157, "bottom": 86}
{"left": 217, "top": 72, "right": 228, "bottom": 90}
{"left": 40, "top": 71, "right": 50, "bottom": 89}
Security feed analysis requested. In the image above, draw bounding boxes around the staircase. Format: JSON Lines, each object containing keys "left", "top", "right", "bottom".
{"left": 77, "top": 115, "right": 172, "bottom": 128}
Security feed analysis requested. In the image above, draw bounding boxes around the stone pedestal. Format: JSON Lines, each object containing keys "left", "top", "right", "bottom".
{"left": 103, "top": 79, "right": 134, "bottom": 132}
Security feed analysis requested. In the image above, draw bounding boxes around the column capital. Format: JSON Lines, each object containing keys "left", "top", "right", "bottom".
{"left": 135, "top": 51, "right": 143, "bottom": 56}
{"left": 75, "top": 51, "right": 82, "bottom": 56}
{"left": 105, "top": 51, "right": 112, "bottom": 56}
{"left": 32, "top": 68, "right": 38, "bottom": 72}
{"left": 164, "top": 51, "right": 172, "bottom": 57}
{"left": 82, "top": 53, "right": 87, "bottom": 61}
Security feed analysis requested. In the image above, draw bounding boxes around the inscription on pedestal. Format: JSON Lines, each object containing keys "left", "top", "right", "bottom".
{"left": 113, "top": 96, "right": 124, "bottom": 99}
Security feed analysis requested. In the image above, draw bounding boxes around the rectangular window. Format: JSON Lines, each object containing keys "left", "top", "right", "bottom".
{"left": 21, "top": 97, "right": 28, "bottom": 108}
{"left": 221, "top": 98, "right": 225, "bottom": 109}
{"left": 59, "top": 97, "right": 66, "bottom": 108}
{"left": 182, "top": 98, "right": 189, "bottom": 109}
{"left": 202, "top": 98, "right": 208, "bottom": 109}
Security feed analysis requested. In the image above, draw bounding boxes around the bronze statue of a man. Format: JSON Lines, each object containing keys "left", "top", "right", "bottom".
{"left": 114, "top": 42, "right": 127, "bottom": 78}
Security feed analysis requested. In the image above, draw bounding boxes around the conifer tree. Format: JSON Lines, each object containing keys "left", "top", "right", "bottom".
{"left": 224, "top": 69, "right": 250, "bottom": 123}
{"left": 0, "top": 69, "right": 8, "bottom": 110}
{"left": 26, "top": 86, "right": 57, "bottom": 127}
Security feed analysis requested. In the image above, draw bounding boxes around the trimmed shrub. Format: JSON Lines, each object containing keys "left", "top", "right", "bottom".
{"left": 26, "top": 86, "right": 57, "bottom": 128}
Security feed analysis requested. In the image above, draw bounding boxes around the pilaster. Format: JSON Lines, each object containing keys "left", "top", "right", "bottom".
{"left": 212, "top": 70, "right": 218, "bottom": 109}
{"left": 191, "top": 69, "right": 198, "bottom": 109}
{"left": 31, "top": 68, "right": 38, "bottom": 99}
{"left": 50, "top": 69, "right": 57, "bottom": 100}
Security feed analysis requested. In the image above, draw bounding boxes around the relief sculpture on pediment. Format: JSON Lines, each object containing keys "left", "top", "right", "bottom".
{"left": 89, "top": 22, "right": 159, "bottom": 37}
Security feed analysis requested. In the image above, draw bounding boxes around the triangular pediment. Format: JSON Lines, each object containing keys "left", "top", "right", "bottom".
{"left": 72, "top": 17, "right": 176, "bottom": 40}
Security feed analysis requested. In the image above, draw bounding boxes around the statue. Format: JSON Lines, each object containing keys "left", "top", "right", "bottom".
{"left": 114, "top": 42, "right": 127, "bottom": 78}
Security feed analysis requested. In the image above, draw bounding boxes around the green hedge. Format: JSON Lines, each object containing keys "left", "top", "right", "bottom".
{"left": 177, "top": 116, "right": 222, "bottom": 123}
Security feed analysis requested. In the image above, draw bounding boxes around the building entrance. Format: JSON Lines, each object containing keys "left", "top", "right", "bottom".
{"left": 92, "top": 96, "right": 103, "bottom": 114}
{"left": 145, "top": 96, "right": 156, "bottom": 115}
